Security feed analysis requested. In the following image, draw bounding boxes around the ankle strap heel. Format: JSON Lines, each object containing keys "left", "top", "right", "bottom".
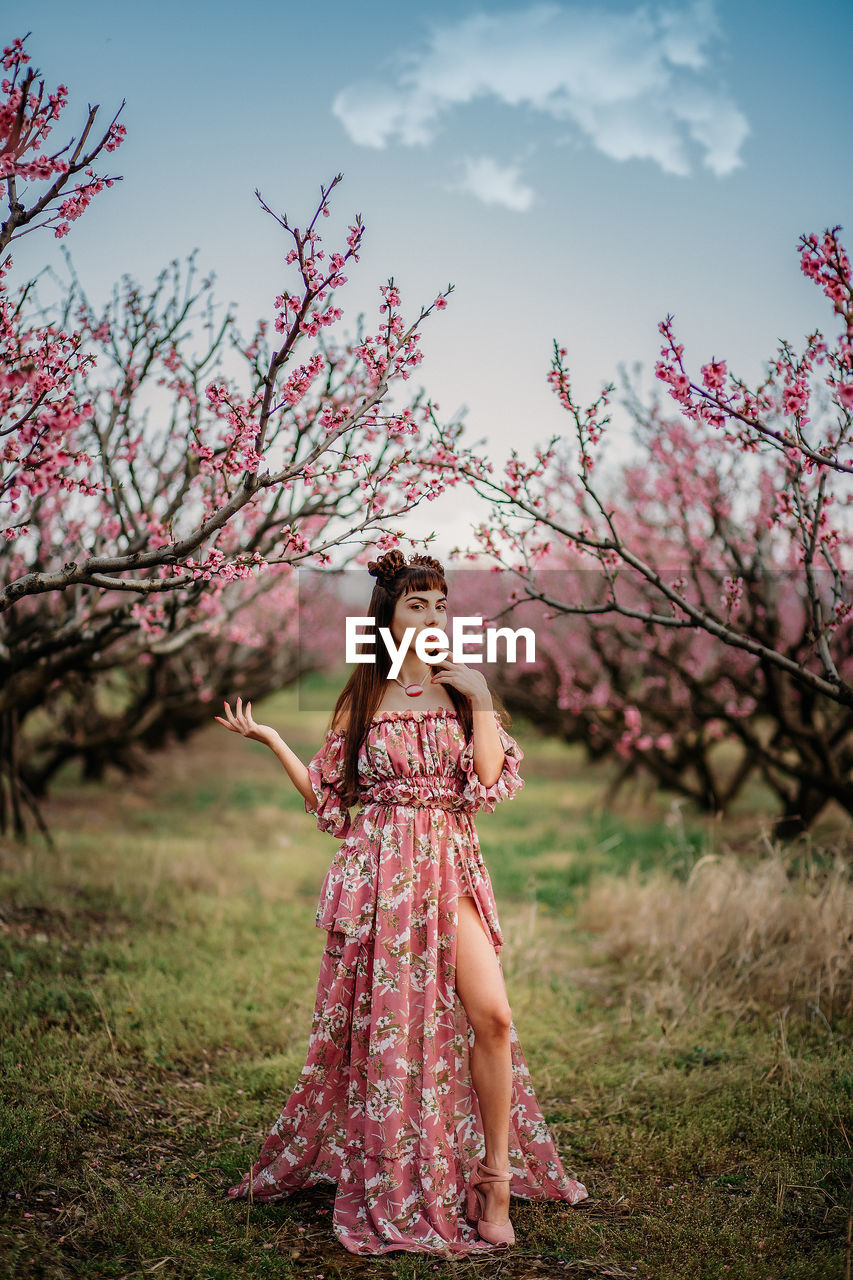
{"left": 466, "top": 1157, "right": 515, "bottom": 1247}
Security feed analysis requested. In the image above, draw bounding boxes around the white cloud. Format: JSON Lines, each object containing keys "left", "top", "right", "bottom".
{"left": 332, "top": 0, "right": 749, "bottom": 184}
{"left": 455, "top": 156, "right": 535, "bottom": 212}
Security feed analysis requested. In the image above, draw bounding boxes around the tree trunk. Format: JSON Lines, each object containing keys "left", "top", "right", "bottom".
{"left": 771, "top": 783, "right": 831, "bottom": 841}
{"left": 0, "top": 708, "right": 55, "bottom": 848}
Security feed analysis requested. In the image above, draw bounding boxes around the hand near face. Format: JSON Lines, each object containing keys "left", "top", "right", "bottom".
{"left": 428, "top": 660, "right": 491, "bottom": 708}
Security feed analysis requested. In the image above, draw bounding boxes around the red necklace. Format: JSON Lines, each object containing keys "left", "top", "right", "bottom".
{"left": 392, "top": 672, "right": 431, "bottom": 697}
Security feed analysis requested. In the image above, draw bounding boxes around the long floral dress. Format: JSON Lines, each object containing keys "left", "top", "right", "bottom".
{"left": 227, "top": 705, "right": 588, "bottom": 1255}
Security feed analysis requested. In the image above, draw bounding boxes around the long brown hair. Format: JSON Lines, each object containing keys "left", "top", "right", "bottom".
{"left": 329, "top": 550, "right": 511, "bottom": 808}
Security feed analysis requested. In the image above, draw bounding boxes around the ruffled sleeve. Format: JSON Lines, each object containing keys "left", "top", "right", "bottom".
{"left": 304, "top": 729, "right": 352, "bottom": 839}
{"left": 458, "top": 711, "right": 525, "bottom": 814}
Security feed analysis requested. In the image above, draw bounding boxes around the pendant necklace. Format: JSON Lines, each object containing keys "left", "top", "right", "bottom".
{"left": 392, "top": 671, "right": 431, "bottom": 698}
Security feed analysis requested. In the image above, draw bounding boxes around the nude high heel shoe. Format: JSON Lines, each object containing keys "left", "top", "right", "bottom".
{"left": 466, "top": 1157, "right": 515, "bottom": 1246}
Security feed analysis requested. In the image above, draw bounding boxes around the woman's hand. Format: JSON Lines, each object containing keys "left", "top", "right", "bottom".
{"left": 429, "top": 660, "right": 491, "bottom": 710}
{"left": 214, "top": 697, "right": 278, "bottom": 748}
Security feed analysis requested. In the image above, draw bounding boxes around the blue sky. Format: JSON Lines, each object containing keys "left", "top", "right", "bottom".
{"left": 13, "top": 0, "right": 853, "bottom": 559}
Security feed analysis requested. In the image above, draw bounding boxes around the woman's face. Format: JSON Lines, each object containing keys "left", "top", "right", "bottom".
{"left": 390, "top": 587, "right": 448, "bottom": 652}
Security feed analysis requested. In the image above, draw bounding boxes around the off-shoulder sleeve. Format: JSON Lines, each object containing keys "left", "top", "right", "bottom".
{"left": 304, "top": 729, "right": 352, "bottom": 839}
{"left": 458, "top": 711, "right": 525, "bottom": 814}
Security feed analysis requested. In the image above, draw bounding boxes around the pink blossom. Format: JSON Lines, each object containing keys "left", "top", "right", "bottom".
{"left": 836, "top": 381, "right": 853, "bottom": 409}
{"left": 701, "top": 359, "right": 727, "bottom": 391}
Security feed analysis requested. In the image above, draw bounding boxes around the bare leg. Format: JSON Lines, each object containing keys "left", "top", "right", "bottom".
{"left": 455, "top": 895, "right": 513, "bottom": 1225}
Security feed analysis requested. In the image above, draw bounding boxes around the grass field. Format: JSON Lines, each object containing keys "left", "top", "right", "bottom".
{"left": 1, "top": 679, "right": 851, "bottom": 1279}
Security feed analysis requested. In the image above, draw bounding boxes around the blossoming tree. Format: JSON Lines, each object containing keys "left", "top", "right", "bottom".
{"left": 0, "top": 37, "right": 463, "bottom": 839}
{"left": 441, "top": 228, "right": 852, "bottom": 836}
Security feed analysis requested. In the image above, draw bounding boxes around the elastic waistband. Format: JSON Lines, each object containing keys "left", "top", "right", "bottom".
{"left": 359, "top": 775, "right": 469, "bottom": 811}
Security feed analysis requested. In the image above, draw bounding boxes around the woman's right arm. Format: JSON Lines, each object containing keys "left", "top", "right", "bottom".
{"left": 265, "top": 731, "right": 315, "bottom": 806}
{"left": 214, "top": 697, "right": 314, "bottom": 807}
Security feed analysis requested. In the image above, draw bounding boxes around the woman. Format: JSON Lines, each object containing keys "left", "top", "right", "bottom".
{"left": 216, "top": 550, "right": 588, "bottom": 1256}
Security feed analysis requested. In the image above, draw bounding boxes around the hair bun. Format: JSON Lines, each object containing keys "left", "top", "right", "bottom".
{"left": 367, "top": 550, "right": 407, "bottom": 586}
{"left": 408, "top": 553, "right": 444, "bottom": 575}
{"left": 367, "top": 549, "right": 445, "bottom": 587}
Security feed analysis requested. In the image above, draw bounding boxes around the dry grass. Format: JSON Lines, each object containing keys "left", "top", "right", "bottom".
{"left": 574, "top": 831, "right": 853, "bottom": 1025}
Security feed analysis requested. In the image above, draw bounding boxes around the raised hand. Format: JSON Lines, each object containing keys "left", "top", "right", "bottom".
{"left": 214, "top": 697, "right": 277, "bottom": 748}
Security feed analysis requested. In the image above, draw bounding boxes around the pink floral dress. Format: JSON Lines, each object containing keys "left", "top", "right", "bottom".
{"left": 227, "top": 705, "right": 588, "bottom": 1255}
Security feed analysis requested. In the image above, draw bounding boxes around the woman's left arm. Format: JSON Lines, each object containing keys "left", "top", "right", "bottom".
{"left": 469, "top": 698, "right": 506, "bottom": 787}
{"left": 431, "top": 661, "right": 505, "bottom": 787}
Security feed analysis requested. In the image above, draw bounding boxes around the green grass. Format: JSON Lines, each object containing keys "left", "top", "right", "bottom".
{"left": 1, "top": 681, "right": 850, "bottom": 1279}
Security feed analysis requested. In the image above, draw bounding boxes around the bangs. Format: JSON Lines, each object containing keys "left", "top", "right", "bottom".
{"left": 403, "top": 566, "right": 447, "bottom": 596}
